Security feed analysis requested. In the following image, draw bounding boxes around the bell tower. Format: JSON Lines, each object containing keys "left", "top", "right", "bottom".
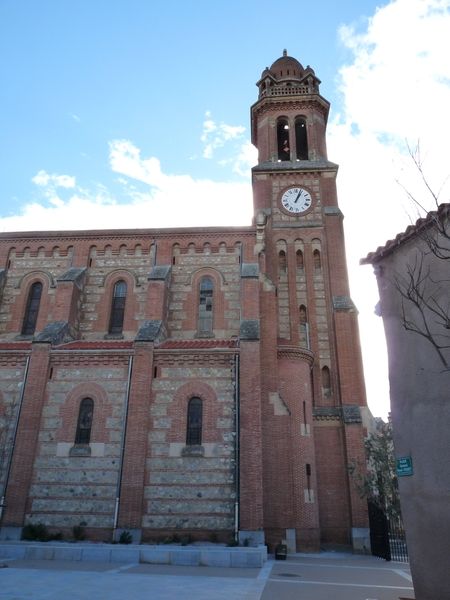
{"left": 251, "top": 49, "right": 337, "bottom": 218}
{"left": 250, "top": 51, "right": 370, "bottom": 552}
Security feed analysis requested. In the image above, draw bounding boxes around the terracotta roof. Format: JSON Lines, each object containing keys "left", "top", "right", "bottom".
{"left": 157, "top": 339, "right": 238, "bottom": 350}
{"left": 0, "top": 341, "right": 32, "bottom": 350}
{"left": 361, "top": 203, "right": 450, "bottom": 264}
{"left": 56, "top": 340, "right": 134, "bottom": 350}
{"left": 0, "top": 339, "right": 239, "bottom": 351}
{"left": 269, "top": 50, "right": 304, "bottom": 80}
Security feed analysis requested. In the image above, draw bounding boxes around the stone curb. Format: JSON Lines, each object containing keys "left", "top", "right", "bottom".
{"left": 0, "top": 542, "right": 267, "bottom": 568}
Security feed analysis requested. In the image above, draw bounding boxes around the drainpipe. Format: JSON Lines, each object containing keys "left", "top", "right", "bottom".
{"left": 234, "top": 241, "right": 243, "bottom": 542}
{"left": 0, "top": 355, "right": 30, "bottom": 523}
{"left": 112, "top": 354, "right": 133, "bottom": 538}
{"left": 233, "top": 352, "right": 240, "bottom": 542}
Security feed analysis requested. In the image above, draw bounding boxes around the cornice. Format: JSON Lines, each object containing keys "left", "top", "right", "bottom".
{"left": 277, "top": 346, "right": 314, "bottom": 365}
{"left": 0, "top": 225, "right": 256, "bottom": 244}
{"left": 252, "top": 97, "right": 329, "bottom": 119}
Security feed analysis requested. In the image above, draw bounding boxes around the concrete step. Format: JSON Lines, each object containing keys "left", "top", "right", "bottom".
{"left": 0, "top": 541, "right": 267, "bottom": 568}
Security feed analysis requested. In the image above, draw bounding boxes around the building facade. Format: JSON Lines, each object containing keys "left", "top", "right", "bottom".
{"left": 0, "top": 51, "right": 369, "bottom": 552}
{"left": 363, "top": 204, "right": 450, "bottom": 598}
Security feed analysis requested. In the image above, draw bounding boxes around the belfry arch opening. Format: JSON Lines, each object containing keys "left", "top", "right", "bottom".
{"left": 277, "top": 118, "right": 290, "bottom": 161}
{"left": 295, "top": 117, "right": 308, "bottom": 160}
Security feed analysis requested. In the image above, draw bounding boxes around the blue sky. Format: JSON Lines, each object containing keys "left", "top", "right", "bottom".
{"left": 0, "top": 0, "right": 375, "bottom": 211}
{"left": 1, "top": 0, "right": 450, "bottom": 418}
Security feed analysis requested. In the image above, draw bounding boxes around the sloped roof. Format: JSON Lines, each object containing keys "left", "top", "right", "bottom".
{"left": 0, "top": 341, "right": 32, "bottom": 351}
{"left": 361, "top": 203, "right": 450, "bottom": 264}
{"left": 57, "top": 340, "right": 134, "bottom": 350}
{"left": 157, "top": 339, "right": 238, "bottom": 350}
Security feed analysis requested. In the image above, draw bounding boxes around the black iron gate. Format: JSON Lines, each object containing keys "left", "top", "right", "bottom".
{"left": 368, "top": 501, "right": 391, "bottom": 560}
{"left": 368, "top": 501, "right": 408, "bottom": 562}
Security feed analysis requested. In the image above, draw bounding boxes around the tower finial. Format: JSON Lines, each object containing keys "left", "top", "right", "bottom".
{"left": 283, "top": 49, "right": 287, "bottom": 56}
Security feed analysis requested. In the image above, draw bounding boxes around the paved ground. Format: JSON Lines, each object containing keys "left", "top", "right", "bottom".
{"left": 262, "top": 555, "right": 414, "bottom": 600}
{"left": 0, "top": 553, "right": 414, "bottom": 600}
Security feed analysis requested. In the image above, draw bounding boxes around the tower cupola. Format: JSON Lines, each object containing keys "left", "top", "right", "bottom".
{"left": 251, "top": 50, "right": 329, "bottom": 164}
{"left": 256, "top": 49, "right": 321, "bottom": 100}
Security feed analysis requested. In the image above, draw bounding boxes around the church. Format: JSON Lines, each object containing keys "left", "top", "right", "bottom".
{"left": 0, "top": 51, "right": 369, "bottom": 552}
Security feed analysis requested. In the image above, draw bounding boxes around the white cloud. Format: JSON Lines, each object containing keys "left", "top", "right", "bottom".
{"left": 329, "top": 0, "right": 450, "bottom": 418}
{"left": 32, "top": 170, "right": 76, "bottom": 189}
{"left": 200, "top": 111, "right": 246, "bottom": 159}
{"left": 232, "top": 141, "right": 258, "bottom": 177}
{"left": 0, "top": 140, "right": 253, "bottom": 233}
{"left": 109, "top": 139, "right": 167, "bottom": 189}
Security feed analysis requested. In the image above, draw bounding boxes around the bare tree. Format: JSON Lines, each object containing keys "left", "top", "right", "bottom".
{"left": 396, "top": 143, "right": 449, "bottom": 253}
{"left": 392, "top": 145, "right": 450, "bottom": 370}
{"left": 394, "top": 248, "right": 450, "bottom": 369}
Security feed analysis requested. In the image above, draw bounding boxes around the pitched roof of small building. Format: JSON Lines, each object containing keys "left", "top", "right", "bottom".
{"left": 361, "top": 203, "right": 450, "bottom": 264}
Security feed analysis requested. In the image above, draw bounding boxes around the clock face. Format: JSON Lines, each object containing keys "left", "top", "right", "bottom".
{"left": 281, "top": 187, "right": 312, "bottom": 214}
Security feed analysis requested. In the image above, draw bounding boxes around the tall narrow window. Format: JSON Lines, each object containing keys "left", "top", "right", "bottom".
{"left": 322, "top": 366, "right": 332, "bottom": 397}
{"left": 198, "top": 276, "right": 213, "bottom": 335}
{"left": 295, "top": 117, "right": 308, "bottom": 160}
{"left": 299, "top": 304, "right": 310, "bottom": 349}
{"left": 278, "top": 250, "right": 287, "bottom": 274}
{"left": 109, "top": 280, "right": 127, "bottom": 334}
{"left": 277, "top": 118, "right": 290, "bottom": 161}
{"left": 186, "top": 397, "right": 202, "bottom": 445}
{"left": 21, "top": 281, "right": 43, "bottom": 335}
{"left": 313, "top": 249, "right": 322, "bottom": 270}
{"left": 296, "top": 249, "right": 304, "bottom": 271}
{"left": 299, "top": 304, "right": 308, "bottom": 325}
{"left": 75, "top": 398, "right": 94, "bottom": 445}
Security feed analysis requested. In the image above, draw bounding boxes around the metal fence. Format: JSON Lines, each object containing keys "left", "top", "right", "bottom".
{"left": 368, "top": 501, "right": 409, "bottom": 562}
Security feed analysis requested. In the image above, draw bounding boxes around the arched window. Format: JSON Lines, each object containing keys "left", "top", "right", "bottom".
{"left": 109, "top": 280, "right": 127, "bottom": 334}
{"left": 21, "top": 281, "right": 43, "bottom": 335}
{"left": 198, "top": 276, "right": 213, "bottom": 336}
{"left": 75, "top": 398, "right": 94, "bottom": 445}
{"left": 322, "top": 366, "right": 332, "bottom": 397}
{"left": 278, "top": 250, "right": 287, "bottom": 274}
{"left": 299, "top": 304, "right": 310, "bottom": 349}
{"left": 277, "top": 118, "right": 290, "bottom": 161}
{"left": 295, "top": 117, "right": 308, "bottom": 160}
{"left": 186, "top": 397, "right": 202, "bottom": 446}
{"left": 313, "top": 249, "right": 322, "bottom": 270}
{"left": 299, "top": 304, "right": 308, "bottom": 325}
{"left": 296, "top": 249, "right": 304, "bottom": 271}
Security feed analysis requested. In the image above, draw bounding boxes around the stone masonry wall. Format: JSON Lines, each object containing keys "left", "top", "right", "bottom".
{"left": 168, "top": 242, "right": 241, "bottom": 339}
{"left": 80, "top": 244, "right": 155, "bottom": 339}
{"left": 26, "top": 352, "right": 130, "bottom": 529}
{"left": 0, "top": 247, "right": 72, "bottom": 337}
{"left": 143, "top": 350, "right": 236, "bottom": 535}
{"left": 0, "top": 354, "right": 28, "bottom": 497}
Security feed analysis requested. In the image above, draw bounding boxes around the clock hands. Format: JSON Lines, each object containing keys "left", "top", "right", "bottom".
{"left": 294, "top": 189, "right": 303, "bottom": 203}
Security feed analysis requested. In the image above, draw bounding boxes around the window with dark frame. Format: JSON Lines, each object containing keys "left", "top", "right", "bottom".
{"left": 198, "top": 276, "right": 213, "bottom": 335}
{"left": 75, "top": 398, "right": 94, "bottom": 445}
{"left": 109, "top": 280, "right": 127, "bottom": 334}
{"left": 21, "top": 281, "right": 43, "bottom": 335}
{"left": 186, "top": 397, "right": 202, "bottom": 446}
